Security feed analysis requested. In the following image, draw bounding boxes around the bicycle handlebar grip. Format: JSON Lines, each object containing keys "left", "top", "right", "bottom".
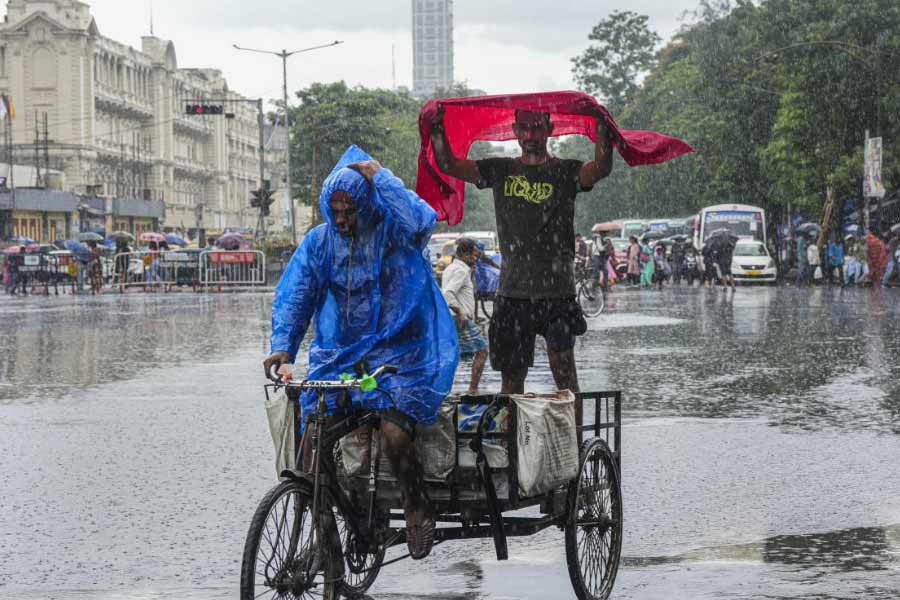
{"left": 380, "top": 364, "right": 399, "bottom": 375}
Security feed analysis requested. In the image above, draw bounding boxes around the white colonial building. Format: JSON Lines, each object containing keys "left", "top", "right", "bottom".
{"left": 0, "top": 0, "right": 290, "bottom": 240}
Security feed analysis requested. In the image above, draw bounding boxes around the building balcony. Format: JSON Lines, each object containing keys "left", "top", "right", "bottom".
{"left": 94, "top": 82, "right": 155, "bottom": 119}
{"left": 174, "top": 113, "right": 214, "bottom": 136}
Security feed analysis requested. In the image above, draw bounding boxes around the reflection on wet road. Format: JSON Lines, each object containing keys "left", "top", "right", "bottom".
{"left": 1, "top": 286, "right": 899, "bottom": 599}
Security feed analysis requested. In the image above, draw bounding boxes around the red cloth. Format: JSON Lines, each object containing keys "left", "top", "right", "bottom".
{"left": 416, "top": 91, "right": 695, "bottom": 225}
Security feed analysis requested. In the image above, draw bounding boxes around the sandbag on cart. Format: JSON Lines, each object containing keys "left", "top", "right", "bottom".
{"left": 336, "top": 390, "right": 578, "bottom": 498}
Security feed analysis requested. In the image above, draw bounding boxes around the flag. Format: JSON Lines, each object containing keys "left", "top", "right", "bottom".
{"left": 0, "top": 94, "right": 16, "bottom": 119}
{"left": 416, "top": 91, "right": 695, "bottom": 225}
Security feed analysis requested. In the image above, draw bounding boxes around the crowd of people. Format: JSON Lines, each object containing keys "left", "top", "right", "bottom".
{"left": 791, "top": 225, "right": 900, "bottom": 287}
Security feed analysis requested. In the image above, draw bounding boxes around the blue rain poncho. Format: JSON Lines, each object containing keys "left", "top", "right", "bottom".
{"left": 271, "top": 145, "right": 459, "bottom": 425}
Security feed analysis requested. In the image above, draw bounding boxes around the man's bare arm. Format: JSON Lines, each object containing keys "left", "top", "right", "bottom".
{"left": 430, "top": 105, "right": 482, "bottom": 185}
{"left": 579, "top": 118, "right": 614, "bottom": 188}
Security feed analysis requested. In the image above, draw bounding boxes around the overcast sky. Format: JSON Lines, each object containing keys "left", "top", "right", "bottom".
{"left": 73, "top": 0, "right": 701, "bottom": 105}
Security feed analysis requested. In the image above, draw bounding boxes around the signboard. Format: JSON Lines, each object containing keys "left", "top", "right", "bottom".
{"left": 160, "top": 252, "right": 192, "bottom": 262}
{"left": 209, "top": 251, "right": 256, "bottom": 264}
{"left": 705, "top": 211, "right": 762, "bottom": 223}
{"left": 864, "top": 136, "right": 885, "bottom": 198}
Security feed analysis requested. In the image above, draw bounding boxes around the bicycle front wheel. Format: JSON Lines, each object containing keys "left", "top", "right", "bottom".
{"left": 578, "top": 280, "right": 605, "bottom": 317}
{"left": 240, "top": 479, "right": 340, "bottom": 600}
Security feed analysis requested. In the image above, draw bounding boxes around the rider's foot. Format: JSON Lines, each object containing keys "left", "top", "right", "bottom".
{"left": 404, "top": 496, "right": 435, "bottom": 560}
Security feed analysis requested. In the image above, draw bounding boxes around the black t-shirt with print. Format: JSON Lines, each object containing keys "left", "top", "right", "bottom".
{"left": 476, "top": 157, "right": 589, "bottom": 298}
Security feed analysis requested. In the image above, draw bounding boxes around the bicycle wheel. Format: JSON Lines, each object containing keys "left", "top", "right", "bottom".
{"left": 578, "top": 280, "right": 605, "bottom": 318}
{"left": 240, "top": 479, "right": 340, "bottom": 600}
{"left": 333, "top": 505, "right": 385, "bottom": 597}
{"left": 565, "top": 438, "right": 622, "bottom": 600}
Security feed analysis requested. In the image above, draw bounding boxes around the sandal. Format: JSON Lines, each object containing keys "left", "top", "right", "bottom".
{"left": 404, "top": 496, "right": 435, "bottom": 560}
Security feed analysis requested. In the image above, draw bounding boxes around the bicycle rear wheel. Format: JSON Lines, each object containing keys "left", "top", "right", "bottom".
{"left": 240, "top": 479, "right": 340, "bottom": 600}
{"left": 565, "top": 438, "right": 622, "bottom": 600}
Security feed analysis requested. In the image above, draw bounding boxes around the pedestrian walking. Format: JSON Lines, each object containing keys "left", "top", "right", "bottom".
{"left": 590, "top": 232, "right": 609, "bottom": 290}
{"left": 867, "top": 227, "right": 886, "bottom": 286}
{"left": 640, "top": 238, "right": 654, "bottom": 287}
{"left": 442, "top": 237, "right": 488, "bottom": 395}
{"left": 826, "top": 237, "right": 845, "bottom": 286}
{"left": 807, "top": 238, "right": 821, "bottom": 285}
{"left": 627, "top": 235, "right": 641, "bottom": 286}
{"left": 883, "top": 234, "right": 899, "bottom": 288}
{"left": 796, "top": 233, "right": 809, "bottom": 286}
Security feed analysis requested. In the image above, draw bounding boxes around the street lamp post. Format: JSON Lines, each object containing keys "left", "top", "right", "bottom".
{"left": 233, "top": 41, "right": 343, "bottom": 245}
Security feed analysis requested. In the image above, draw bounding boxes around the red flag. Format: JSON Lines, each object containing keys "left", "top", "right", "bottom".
{"left": 416, "top": 91, "right": 695, "bottom": 225}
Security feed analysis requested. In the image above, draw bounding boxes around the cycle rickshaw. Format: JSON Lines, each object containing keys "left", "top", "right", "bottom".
{"left": 241, "top": 365, "right": 623, "bottom": 600}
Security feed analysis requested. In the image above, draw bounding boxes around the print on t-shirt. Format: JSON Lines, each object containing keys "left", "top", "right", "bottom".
{"left": 503, "top": 175, "right": 554, "bottom": 204}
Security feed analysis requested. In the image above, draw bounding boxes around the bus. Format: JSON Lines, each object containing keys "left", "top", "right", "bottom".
{"left": 620, "top": 220, "right": 646, "bottom": 240}
{"left": 695, "top": 204, "right": 766, "bottom": 249}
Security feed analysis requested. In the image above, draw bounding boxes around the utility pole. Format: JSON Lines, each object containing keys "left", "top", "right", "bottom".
{"left": 256, "top": 97, "right": 267, "bottom": 240}
{"left": 42, "top": 112, "right": 49, "bottom": 178}
{"left": 232, "top": 40, "right": 344, "bottom": 245}
{"left": 33, "top": 111, "right": 41, "bottom": 187}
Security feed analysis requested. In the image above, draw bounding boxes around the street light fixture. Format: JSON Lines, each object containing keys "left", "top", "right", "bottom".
{"left": 233, "top": 40, "right": 344, "bottom": 244}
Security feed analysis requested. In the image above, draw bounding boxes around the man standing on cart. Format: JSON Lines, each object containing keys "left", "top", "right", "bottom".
{"left": 263, "top": 145, "right": 458, "bottom": 560}
{"left": 429, "top": 106, "right": 613, "bottom": 434}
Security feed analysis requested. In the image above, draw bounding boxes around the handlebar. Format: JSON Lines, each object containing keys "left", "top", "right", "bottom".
{"left": 276, "top": 364, "right": 399, "bottom": 391}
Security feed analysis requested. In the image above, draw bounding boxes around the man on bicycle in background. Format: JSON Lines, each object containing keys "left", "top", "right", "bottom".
{"left": 429, "top": 106, "right": 613, "bottom": 437}
{"left": 263, "top": 145, "right": 458, "bottom": 560}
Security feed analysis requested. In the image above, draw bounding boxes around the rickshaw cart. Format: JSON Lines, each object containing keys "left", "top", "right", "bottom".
{"left": 242, "top": 369, "right": 623, "bottom": 600}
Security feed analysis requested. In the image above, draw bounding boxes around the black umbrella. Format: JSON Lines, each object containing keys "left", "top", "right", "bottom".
{"left": 78, "top": 231, "right": 104, "bottom": 242}
{"left": 640, "top": 230, "right": 668, "bottom": 242}
{"left": 796, "top": 222, "right": 820, "bottom": 234}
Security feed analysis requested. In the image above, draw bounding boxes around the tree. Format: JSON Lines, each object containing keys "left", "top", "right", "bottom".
{"left": 571, "top": 11, "right": 661, "bottom": 114}
{"left": 287, "top": 82, "right": 421, "bottom": 228}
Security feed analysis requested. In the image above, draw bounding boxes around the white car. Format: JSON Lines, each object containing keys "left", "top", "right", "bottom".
{"left": 731, "top": 241, "right": 777, "bottom": 283}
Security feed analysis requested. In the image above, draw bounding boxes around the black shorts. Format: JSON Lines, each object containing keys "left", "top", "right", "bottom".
{"left": 489, "top": 296, "right": 587, "bottom": 371}
{"left": 717, "top": 259, "right": 733, "bottom": 277}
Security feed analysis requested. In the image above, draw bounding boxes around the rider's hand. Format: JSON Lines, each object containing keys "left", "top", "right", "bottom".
{"left": 263, "top": 351, "right": 293, "bottom": 382}
{"left": 347, "top": 160, "right": 382, "bottom": 182}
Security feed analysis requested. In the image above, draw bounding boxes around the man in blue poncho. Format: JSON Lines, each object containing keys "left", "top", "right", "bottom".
{"left": 264, "top": 145, "right": 458, "bottom": 559}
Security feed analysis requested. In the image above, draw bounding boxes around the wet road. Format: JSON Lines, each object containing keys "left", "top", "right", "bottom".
{"left": 2, "top": 286, "right": 900, "bottom": 599}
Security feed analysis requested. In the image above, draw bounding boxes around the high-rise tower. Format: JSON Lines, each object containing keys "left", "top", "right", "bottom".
{"left": 412, "top": 0, "right": 454, "bottom": 97}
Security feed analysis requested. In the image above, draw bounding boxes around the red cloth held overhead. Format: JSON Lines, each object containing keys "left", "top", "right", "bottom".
{"left": 416, "top": 91, "right": 695, "bottom": 225}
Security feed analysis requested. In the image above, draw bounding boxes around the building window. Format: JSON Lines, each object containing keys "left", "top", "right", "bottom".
{"left": 32, "top": 47, "right": 56, "bottom": 88}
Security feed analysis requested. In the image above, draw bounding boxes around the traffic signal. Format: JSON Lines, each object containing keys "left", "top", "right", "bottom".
{"left": 185, "top": 104, "right": 223, "bottom": 115}
{"left": 250, "top": 187, "right": 275, "bottom": 216}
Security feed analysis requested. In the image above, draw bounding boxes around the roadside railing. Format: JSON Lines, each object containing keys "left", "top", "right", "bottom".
{"left": 199, "top": 250, "right": 266, "bottom": 290}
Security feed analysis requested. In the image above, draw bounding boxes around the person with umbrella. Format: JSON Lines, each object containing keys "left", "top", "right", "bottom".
{"left": 715, "top": 233, "right": 738, "bottom": 290}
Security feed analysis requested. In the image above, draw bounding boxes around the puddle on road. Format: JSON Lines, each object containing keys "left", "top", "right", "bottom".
{"left": 588, "top": 313, "right": 687, "bottom": 329}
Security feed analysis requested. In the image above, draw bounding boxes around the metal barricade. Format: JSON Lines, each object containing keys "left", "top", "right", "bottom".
{"left": 111, "top": 250, "right": 201, "bottom": 292}
{"left": 199, "top": 250, "right": 266, "bottom": 290}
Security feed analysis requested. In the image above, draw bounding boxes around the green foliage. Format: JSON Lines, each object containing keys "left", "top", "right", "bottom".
{"left": 568, "top": 0, "right": 900, "bottom": 231}
{"left": 571, "top": 10, "right": 661, "bottom": 114}
{"left": 287, "top": 82, "right": 422, "bottom": 225}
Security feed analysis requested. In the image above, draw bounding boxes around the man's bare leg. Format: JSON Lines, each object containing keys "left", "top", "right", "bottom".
{"left": 468, "top": 349, "right": 488, "bottom": 395}
{"left": 548, "top": 348, "right": 582, "bottom": 445}
{"left": 381, "top": 420, "right": 433, "bottom": 559}
{"left": 500, "top": 367, "right": 527, "bottom": 394}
